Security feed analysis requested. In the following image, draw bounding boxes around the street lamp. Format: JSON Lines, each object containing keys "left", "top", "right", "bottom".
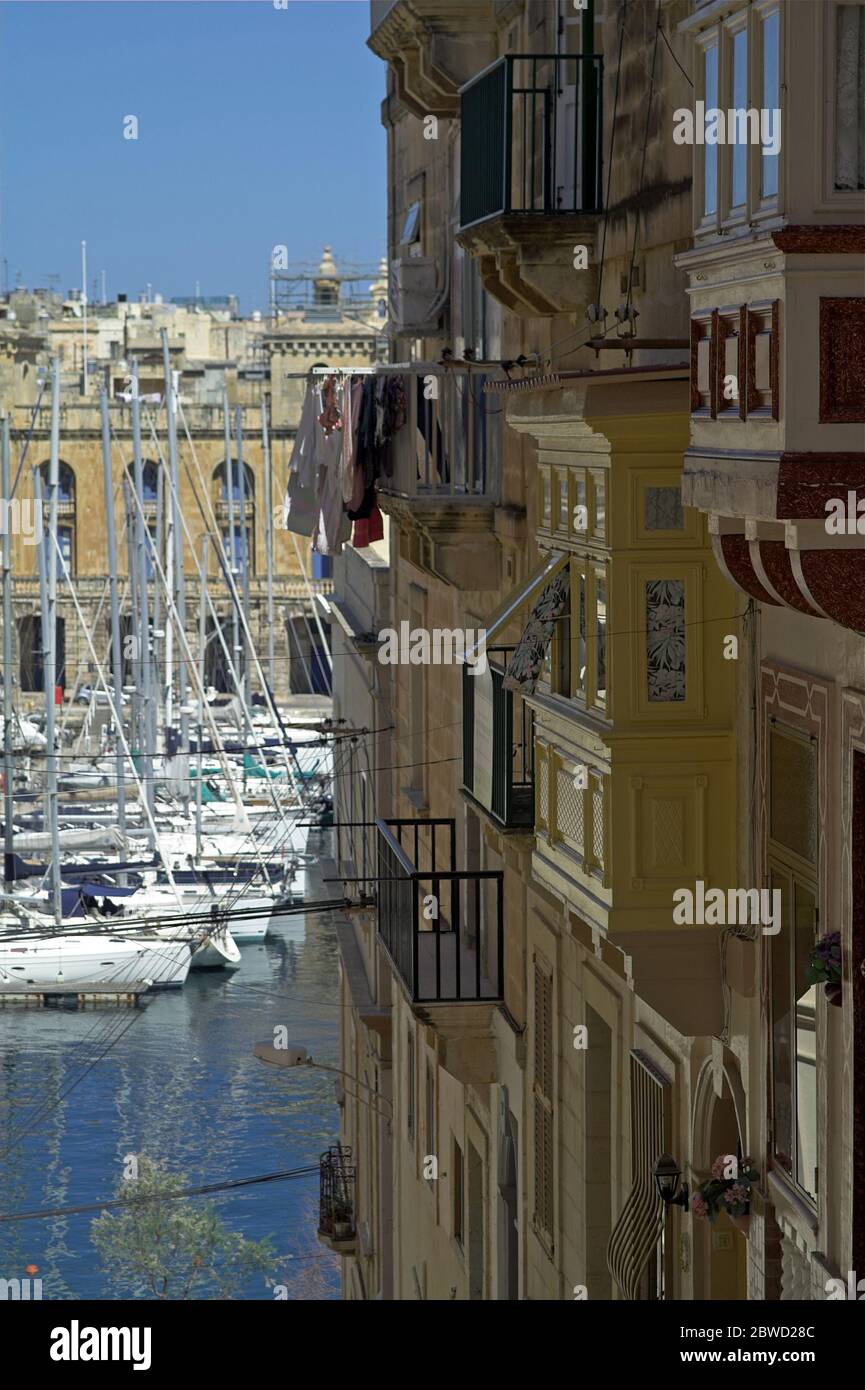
{"left": 653, "top": 1153, "right": 690, "bottom": 1211}
{"left": 253, "top": 1041, "right": 393, "bottom": 1124}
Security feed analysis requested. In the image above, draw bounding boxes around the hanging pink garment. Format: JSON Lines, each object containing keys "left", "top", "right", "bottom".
{"left": 317, "top": 375, "right": 342, "bottom": 437}
{"left": 340, "top": 377, "right": 363, "bottom": 505}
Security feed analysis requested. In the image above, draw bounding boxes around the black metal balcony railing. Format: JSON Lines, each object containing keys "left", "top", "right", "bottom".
{"left": 373, "top": 818, "right": 504, "bottom": 1004}
{"left": 379, "top": 368, "right": 496, "bottom": 501}
{"left": 318, "top": 1145, "right": 357, "bottom": 1246}
{"left": 463, "top": 648, "right": 534, "bottom": 829}
{"left": 459, "top": 53, "right": 603, "bottom": 229}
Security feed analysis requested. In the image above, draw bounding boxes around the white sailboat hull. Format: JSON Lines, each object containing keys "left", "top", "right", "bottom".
{"left": 0, "top": 932, "right": 191, "bottom": 989}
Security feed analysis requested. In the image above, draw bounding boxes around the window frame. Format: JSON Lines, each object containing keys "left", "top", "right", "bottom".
{"left": 821, "top": 0, "right": 865, "bottom": 208}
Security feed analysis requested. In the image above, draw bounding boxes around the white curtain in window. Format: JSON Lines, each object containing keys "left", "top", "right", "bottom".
{"left": 836, "top": 4, "right": 865, "bottom": 191}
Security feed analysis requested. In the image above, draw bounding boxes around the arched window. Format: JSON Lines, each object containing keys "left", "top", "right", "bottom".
{"left": 213, "top": 460, "right": 255, "bottom": 576}
{"left": 18, "top": 614, "right": 66, "bottom": 692}
{"left": 214, "top": 459, "right": 255, "bottom": 503}
{"left": 37, "top": 461, "right": 76, "bottom": 573}
{"left": 125, "top": 460, "right": 161, "bottom": 579}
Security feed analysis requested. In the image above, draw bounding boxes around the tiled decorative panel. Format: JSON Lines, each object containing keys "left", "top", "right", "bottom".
{"left": 644, "top": 486, "right": 684, "bottom": 532}
{"left": 645, "top": 579, "right": 686, "bottom": 703}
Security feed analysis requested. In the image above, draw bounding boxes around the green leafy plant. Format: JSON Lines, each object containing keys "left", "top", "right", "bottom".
{"left": 90, "top": 1155, "right": 276, "bottom": 1300}
{"left": 805, "top": 931, "right": 842, "bottom": 1005}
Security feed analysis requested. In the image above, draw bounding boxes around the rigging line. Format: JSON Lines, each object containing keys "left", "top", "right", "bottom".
{"left": 659, "top": 21, "right": 694, "bottom": 88}
{"left": 625, "top": 0, "right": 663, "bottom": 319}
{"left": 0, "top": 901, "right": 355, "bottom": 945}
{"left": 0, "top": 1164, "right": 321, "bottom": 1224}
{"left": 174, "top": 402, "right": 302, "bottom": 801}
{"left": 44, "top": 525, "right": 183, "bottom": 902}
{"left": 113, "top": 419, "right": 278, "bottom": 846}
{"left": 595, "top": 0, "right": 628, "bottom": 317}
{"left": 9, "top": 748, "right": 462, "bottom": 796}
{"left": 7, "top": 377, "right": 48, "bottom": 500}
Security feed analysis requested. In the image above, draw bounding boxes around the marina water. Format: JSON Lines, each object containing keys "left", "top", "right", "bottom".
{"left": 0, "top": 837, "right": 341, "bottom": 1301}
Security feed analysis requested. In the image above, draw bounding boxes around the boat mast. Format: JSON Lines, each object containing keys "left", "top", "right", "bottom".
{"left": 196, "top": 535, "right": 207, "bottom": 862}
{"left": 235, "top": 405, "right": 251, "bottom": 706}
{"left": 43, "top": 358, "right": 62, "bottom": 925}
{"left": 262, "top": 396, "right": 275, "bottom": 691}
{"left": 2, "top": 414, "right": 15, "bottom": 890}
{"left": 222, "top": 387, "right": 240, "bottom": 700}
{"left": 161, "top": 328, "right": 189, "bottom": 811}
{"left": 130, "top": 361, "right": 156, "bottom": 842}
{"left": 99, "top": 385, "right": 128, "bottom": 864}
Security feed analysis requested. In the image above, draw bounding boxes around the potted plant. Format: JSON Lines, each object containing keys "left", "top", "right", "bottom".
{"left": 691, "top": 1155, "right": 759, "bottom": 1234}
{"left": 806, "top": 930, "right": 842, "bottom": 1007}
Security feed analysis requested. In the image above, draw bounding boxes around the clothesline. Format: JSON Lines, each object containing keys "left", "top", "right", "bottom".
{"left": 283, "top": 369, "right": 408, "bottom": 560}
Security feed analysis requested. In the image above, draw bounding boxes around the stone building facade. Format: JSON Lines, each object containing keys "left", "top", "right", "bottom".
{"left": 0, "top": 249, "right": 387, "bottom": 710}
{"left": 327, "top": 0, "right": 864, "bottom": 1303}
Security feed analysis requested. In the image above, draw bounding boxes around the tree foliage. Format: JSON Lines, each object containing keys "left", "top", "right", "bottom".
{"left": 90, "top": 1156, "right": 276, "bottom": 1300}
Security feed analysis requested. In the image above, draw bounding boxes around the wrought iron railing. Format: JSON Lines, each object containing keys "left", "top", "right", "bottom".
{"left": 459, "top": 53, "right": 603, "bottom": 229}
{"left": 462, "top": 648, "right": 534, "bottom": 829}
{"left": 375, "top": 817, "right": 504, "bottom": 1003}
{"left": 318, "top": 1144, "right": 357, "bottom": 1245}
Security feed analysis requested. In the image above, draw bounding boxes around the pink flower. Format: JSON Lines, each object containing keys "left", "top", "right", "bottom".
{"left": 711, "top": 1154, "right": 737, "bottom": 1180}
{"left": 692, "top": 1194, "right": 709, "bottom": 1219}
{"left": 723, "top": 1184, "right": 749, "bottom": 1206}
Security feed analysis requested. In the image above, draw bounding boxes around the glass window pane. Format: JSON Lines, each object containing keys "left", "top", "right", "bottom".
{"left": 731, "top": 29, "right": 748, "bottom": 207}
{"left": 704, "top": 45, "right": 719, "bottom": 216}
{"left": 593, "top": 474, "right": 606, "bottom": 538}
{"left": 576, "top": 571, "right": 586, "bottom": 699}
{"left": 771, "top": 869, "right": 794, "bottom": 1176}
{"left": 645, "top": 579, "right": 686, "bottom": 702}
{"left": 762, "top": 10, "right": 780, "bottom": 197}
{"left": 595, "top": 574, "right": 606, "bottom": 704}
{"left": 794, "top": 880, "right": 818, "bottom": 1200}
{"left": 575, "top": 475, "right": 587, "bottom": 533}
{"left": 835, "top": 4, "right": 865, "bottom": 191}
{"left": 769, "top": 728, "right": 818, "bottom": 863}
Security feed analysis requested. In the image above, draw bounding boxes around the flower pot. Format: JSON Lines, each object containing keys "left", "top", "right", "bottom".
{"left": 825, "top": 981, "right": 842, "bottom": 1007}
{"left": 728, "top": 1212, "right": 751, "bottom": 1236}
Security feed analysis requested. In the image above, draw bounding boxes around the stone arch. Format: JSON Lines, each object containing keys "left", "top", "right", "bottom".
{"left": 691, "top": 1052, "right": 750, "bottom": 1300}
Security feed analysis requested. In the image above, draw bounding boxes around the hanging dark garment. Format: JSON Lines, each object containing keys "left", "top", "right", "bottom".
{"left": 356, "top": 376, "right": 378, "bottom": 488}
{"left": 347, "top": 482, "right": 377, "bottom": 522}
{"left": 502, "top": 566, "right": 570, "bottom": 694}
{"left": 415, "top": 376, "right": 448, "bottom": 486}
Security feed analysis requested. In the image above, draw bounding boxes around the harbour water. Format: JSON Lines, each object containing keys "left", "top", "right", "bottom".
{"left": 0, "top": 832, "right": 341, "bottom": 1300}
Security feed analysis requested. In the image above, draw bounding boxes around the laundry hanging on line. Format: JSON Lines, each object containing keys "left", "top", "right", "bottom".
{"left": 283, "top": 370, "right": 407, "bottom": 556}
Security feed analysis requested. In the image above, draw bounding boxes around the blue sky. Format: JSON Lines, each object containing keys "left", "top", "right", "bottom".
{"left": 0, "top": 0, "right": 386, "bottom": 313}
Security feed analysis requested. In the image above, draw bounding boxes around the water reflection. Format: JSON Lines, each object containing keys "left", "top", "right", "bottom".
{"left": 0, "top": 835, "right": 341, "bottom": 1300}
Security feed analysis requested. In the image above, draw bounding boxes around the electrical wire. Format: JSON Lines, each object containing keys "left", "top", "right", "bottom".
{"left": 0, "top": 1163, "right": 321, "bottom": 1224}
{"left": 659, "top": 21, "right": 694, "bottom": 89}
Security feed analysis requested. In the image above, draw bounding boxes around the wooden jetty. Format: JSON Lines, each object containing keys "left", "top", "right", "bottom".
{"left": 0, "top": 982, "right": 152, "bottom": 1009}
